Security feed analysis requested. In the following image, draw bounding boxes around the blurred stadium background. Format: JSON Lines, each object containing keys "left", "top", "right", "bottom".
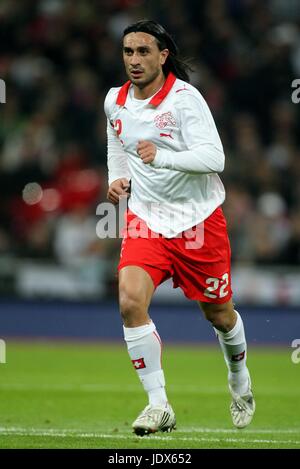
{"left": 1, "top": 0, "right": 300, "bottom": 450}
{"left": 0, "top": 0, "right": 300, "bottom": 343}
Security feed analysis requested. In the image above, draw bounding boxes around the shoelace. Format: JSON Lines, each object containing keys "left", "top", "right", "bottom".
{"left": 234, "top": 401, "right": 245, "bottom": 412}
{"left": 139, "top": 406, "right": 167, "bottom": 422}
{"left": 233, "top": 397, "right": 253, "bottom": 414}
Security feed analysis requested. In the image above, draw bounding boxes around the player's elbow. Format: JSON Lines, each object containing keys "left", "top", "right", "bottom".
{"left": 195, "top": 144, "right": 225, "bottom": 174}
{"left": 216, "top": 156, "right": 225, "bottom": 173}
{"left": 213, "top": 148, "right": 225, "bottom": 173}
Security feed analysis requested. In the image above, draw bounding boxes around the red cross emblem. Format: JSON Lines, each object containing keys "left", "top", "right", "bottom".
{"left": 231, "top": 351, "right": 245, "bottom": 362}
{"left": 132, "top": 358, "right": 146, "bottom": 369}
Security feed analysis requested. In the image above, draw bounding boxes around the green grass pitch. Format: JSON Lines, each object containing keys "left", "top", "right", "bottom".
{"left": 0, "top": 341, "right": 299, "bottom": 449}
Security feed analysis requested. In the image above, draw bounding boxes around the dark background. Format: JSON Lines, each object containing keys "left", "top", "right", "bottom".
{"left": 0, "top": 0, "right": 299, "bottom": 340}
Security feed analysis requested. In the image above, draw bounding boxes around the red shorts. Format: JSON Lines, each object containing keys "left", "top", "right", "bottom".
{"left": 118, "top": 206, "right": 232, "bottom": 303}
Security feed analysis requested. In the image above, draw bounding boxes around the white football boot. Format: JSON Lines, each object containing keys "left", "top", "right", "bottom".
{"left": 229, "top": 378, "right": 256, "bottom": 429}
{"left": 132, "top": 402, "right": 176, "bottom": 436}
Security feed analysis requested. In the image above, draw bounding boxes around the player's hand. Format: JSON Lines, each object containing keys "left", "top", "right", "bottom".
{"left": 107, "top": 178, "right": 130, "bottom": 205}
{"left": 137, "top": 140, "right": 157, "bottom": 164}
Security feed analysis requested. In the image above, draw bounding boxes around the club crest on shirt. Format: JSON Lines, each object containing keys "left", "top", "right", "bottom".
{"left": 154, "top": 111, "right": 176, "bottom": 129}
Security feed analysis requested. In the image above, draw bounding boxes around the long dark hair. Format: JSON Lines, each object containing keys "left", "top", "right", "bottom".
{"left": 123, "top": 20, "right": 192, "bottom": 83}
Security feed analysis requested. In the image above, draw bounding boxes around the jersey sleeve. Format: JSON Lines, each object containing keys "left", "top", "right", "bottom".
{"left": 104, "top": 90, "right": 131, "bottom": 185}
{"left": 151, "top": 92, "right": 225, "bottom": 174}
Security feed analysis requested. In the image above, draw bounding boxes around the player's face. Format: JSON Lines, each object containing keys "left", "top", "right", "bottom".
{"left": 123, "top": 32, "right": 169, "bottom": 88}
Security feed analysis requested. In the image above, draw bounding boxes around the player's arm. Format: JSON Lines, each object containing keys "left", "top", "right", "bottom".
{"left": 104, "top": 90, "right": 131, "bottom": 204}
{"left": 140, "top": 93, "right": 225, "bottom": 174}
{"left": 106, "top": 118, "right": 131, "bottom": 204}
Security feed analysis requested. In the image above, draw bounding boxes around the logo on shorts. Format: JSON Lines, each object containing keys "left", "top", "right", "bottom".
{"left": 132, "top": 358, "right": 146, "bottom": 369}
{"left": 231, "top": 351, "right": 245, "bottom": 362}
{"left": 154, "top": 111, "right": 176, "bottom": 129}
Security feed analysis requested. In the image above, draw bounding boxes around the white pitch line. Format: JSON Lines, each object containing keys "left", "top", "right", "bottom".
{"left": 0, "top": 427, "right": 299, "bottom": 446}
{"left": 179, "top": 427, "right": 300, "bottom": 435}
{"left": 0, "top": 383, "right": 299, "bottom": 396}
{"left": 1, "top": 426, "right": 299, "bottom": 435}
{"left": 0, "top": 383, "right": 228, "bottom": 393}
{"left": 1, "top": 425, "right": 299, "bottom": 435}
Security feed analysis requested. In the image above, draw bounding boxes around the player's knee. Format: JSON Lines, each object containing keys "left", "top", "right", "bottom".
{"left": 200, "top": 302, "right": 235, "bottom": 332}
{"left": 208, "top": 313, "right": 233, "bottom": 332}
{"left": 119, "top": 288, "right": 145, "bottom": 323}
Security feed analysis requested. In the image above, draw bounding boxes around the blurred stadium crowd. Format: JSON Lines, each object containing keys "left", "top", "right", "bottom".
{"left": 0, "top": 0, "right": 300, "bottom": 297}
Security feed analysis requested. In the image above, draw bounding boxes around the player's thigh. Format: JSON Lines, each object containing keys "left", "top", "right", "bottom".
{"left": 119, "top": 265, "right": 155, "bottom": 319}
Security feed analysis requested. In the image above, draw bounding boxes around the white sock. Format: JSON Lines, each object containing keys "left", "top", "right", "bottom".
{"left": 213, "top": 311, "right": 250, "bottom": 396}
{"left": 123, "top": 321, "right": 168, "bottom": 406}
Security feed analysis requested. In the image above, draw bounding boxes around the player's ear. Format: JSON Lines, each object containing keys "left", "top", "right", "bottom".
{"left": 160, "top": 49, "right": 169, "bottom": 65}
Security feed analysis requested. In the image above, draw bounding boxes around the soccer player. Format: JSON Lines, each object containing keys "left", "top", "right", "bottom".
{"left": 104, "top": 20, "right": 255, "bottom": 435}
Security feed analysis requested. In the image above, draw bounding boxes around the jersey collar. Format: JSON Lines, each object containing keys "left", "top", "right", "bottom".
{"left": 116, "top": 72, "right": 177, "bottom": 107}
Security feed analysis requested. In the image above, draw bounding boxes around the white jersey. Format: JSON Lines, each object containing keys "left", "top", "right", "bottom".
{"left": 104, "top": 72, "right": 226, "bottom": 237}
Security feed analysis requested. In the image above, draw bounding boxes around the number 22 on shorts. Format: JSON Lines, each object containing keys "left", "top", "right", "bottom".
{"left": 204, "top": 273, "right": 229, "bottom": 299}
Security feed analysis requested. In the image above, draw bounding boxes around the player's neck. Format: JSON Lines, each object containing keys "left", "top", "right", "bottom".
{"left": 133, "top": 72, "right": 166, "bottom": 100}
